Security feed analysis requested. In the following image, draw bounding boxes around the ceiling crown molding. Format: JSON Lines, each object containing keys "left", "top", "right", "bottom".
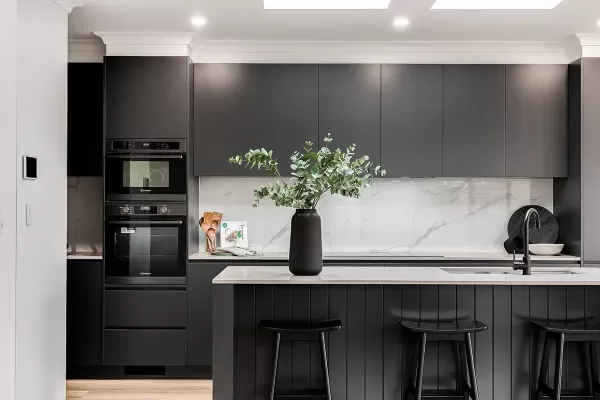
{"left": 53, "top": 0, "right": 83, "bottom": 13}
{"left": 68, "top": 39, "right": 105, "bottom": 63}
{"left": 94, "top": 32, "right": 195, "bottom": 57}
{"left": 567, "top": 33, "right": 600, "bottom": 59}
{"left": 191, "top": 40, "right": 570, "bottom": 64}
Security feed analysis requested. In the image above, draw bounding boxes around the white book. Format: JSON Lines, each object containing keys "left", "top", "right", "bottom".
{"left": 220, "top": 221, "right": 249, "bottom": 248}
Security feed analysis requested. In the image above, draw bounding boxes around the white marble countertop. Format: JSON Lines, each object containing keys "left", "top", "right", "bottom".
{"left": 190, "top": 251, "right": 580, "bottom": 262}
{"left": 67, "top": 252, "right": 102, "bottom": 260}
{"left": 213, "top": 265, "right": 600, "bottom": 286}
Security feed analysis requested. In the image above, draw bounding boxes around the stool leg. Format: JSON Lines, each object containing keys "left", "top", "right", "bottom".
{"left": 454, "top": 342, "right": 465, "bottom": 398}
{"left": 319, "top": 332, "right": 332, "bottom": 400}
{"left": 414, "top": 333, "right": 427, "bottom": 400}
{"left": 405, "top": 334, "right": 417, "bottom": 400}
{"left": 464, "top": 333, "right": 479, "bottom": 400}
{"left": 553, "top": 333, "right": 565, "bottom": 400}
{"left": 537, "top": 333, "right": 551, "bottom": 400}
{"left": 458, "top": 342, "right": 470, "bottom": 400}
{"left": 269, "top": 332, "right": 281, "bottom": 400}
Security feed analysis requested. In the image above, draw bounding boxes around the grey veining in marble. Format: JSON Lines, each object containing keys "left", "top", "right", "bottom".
{"left": 198, "top": 177, "right": 554, "bottom": 254}
{"left": 67, "top": 177, "right": 103, "bottom": 253}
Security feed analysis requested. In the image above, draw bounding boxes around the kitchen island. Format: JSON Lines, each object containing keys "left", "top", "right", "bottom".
{"left": 213, "top": 265, "right": 600, "bottom": 400}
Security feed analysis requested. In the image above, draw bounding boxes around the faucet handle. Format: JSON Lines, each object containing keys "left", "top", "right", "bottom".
{"left": 513, "top": 251, "right": 525, "bottom": 265}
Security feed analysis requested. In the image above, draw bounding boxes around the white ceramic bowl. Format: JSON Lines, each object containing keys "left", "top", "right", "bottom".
{"left": 529, "top": 244, "right": 564, "bottom": 256}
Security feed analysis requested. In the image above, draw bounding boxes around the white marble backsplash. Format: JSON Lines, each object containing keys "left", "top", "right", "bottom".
{"left": 198, "top": 177, "right": 553, "bottom": 254}
{"left": 67, "top": 177, "right": 103, "bottom": 253}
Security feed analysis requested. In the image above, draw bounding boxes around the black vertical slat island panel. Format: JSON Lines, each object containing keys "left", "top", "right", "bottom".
{"left": 216, "top": 285, "right": 600, "bottom": 400}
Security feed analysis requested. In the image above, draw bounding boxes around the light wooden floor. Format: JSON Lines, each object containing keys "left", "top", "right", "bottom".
{"left": 66, "top": 380, "right": 212, "bottom": 400}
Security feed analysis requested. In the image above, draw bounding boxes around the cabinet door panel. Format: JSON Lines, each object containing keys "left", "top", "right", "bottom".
{"left": 104, "top": 329, "right": 186, "bottom": 366}
{"left": 506, "top": 65, "right": 567, "bottom": 177}
{"left": 67, "top": 261, "right": 102, "bottom": 368}
{"left": 105, "top": 56, "right": 189, "bottom": 139}
{"left": 68, "top": 63, "right": 103, "bottom": 177}
{"left": 381, "top": 65, "right": 443, "bottom": 177}
{"left": 193, "top": 64, "right": 318, "bottom": 176}
{"left": 443, "top": 65, "right": 506, "bottom": 177}
{"left": 319, "top": 64, "right": 381, "bottom": 166}
{"left": 187, "top": 263, "right": 227, "bottom": 366}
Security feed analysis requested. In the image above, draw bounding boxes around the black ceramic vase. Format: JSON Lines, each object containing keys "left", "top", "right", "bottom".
{"left": 289, "top": 209, "right": 323, "bottom": 276}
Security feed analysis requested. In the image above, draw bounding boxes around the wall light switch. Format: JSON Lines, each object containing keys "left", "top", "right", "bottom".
{"left": 26, "top": 204, "right": 32, "bottom": 226}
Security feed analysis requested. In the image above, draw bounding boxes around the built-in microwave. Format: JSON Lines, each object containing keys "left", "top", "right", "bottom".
{"left": 105, "top": 139, "right": 187, "bottom": 202}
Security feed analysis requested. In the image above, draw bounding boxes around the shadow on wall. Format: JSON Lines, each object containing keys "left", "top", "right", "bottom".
{"left": 67, "top": 177, "right": 103, "bottom": 253}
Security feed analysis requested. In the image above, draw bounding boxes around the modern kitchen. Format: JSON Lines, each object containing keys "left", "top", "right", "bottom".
{"left": 3, "top": 0, "right": 600, "bottom": 400}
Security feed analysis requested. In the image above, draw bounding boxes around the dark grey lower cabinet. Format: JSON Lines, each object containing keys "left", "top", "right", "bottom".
{"left": 104, "top": 329, "right": 187, "bottom": 366}
{"left": 187, "top": 263, "right": 227, "bottom": 366}
{"left": 67, "top": 261, "right": 102, "bottom": 369}
{"left": 105, "top": 289, "right": 187, "bottom": 328}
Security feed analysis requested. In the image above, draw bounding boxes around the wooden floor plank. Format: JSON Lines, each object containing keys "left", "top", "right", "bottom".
{"left": 66, "top": 380, "right": 212, "bottom": 400}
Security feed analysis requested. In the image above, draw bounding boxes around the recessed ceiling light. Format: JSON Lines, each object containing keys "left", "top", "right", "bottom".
{"left": 393, "top": 17, "right": 411, "bottom": 28}
{"left": 190, "top": 16, "right": 207, "bottom": 27}
{"left": 431, "top": 0, "right": 564, "bottom": 9}
{"left": 264, "top": 0, "right": 391, "bottom": 10}
{"left": 597, "top": 18, "right": 600, "bottom": 27}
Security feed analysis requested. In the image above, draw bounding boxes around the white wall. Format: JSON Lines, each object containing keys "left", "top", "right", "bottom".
{"left": 0, "top": 0, "right": 18, "bottom": 398}
{"left": 15, "top": 0, "right": 68, "bottom": 398}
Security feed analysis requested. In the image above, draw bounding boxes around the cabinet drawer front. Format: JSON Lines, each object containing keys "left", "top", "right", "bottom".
{"left": 105, "top": 290, "right": 187, "bottom": 327}
{"left": 104, "top": 329, "right": 186, "bottom": 366}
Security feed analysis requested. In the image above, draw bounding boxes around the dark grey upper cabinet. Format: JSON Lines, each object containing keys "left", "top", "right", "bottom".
{"left": 505, "top": 65, "right": 568, "bottom": 178}
{"left": 105, "top": 56, "right": 190, "bottom": 139}
{"left": 381, "top": 65, "right": 443, "bottom": 178}
{"left": 443, "top": 65, "right": 506, "bottom": 177}
{"left": 318, "top": 65, "right": 381, "bottom": 166}
{"left": 68, "top": 63, "right": 103, "bottom": 177}
{"left": 193, "top": 64, "right": 318, "bottom": 176}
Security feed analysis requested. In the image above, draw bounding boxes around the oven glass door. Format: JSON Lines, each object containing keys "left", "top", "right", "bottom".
{"left": 105, "top": 154, "right": 187, "bottom": 198}
{"left": 105, "top": 218, "right": 186, "bottom": 280}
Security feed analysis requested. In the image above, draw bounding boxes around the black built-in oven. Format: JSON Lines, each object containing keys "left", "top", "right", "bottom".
{"left": 104, "top": 203, "right": 187, "bottom": 285}
{"left": 105, "top": 139, "right": 187, "bottom": 202}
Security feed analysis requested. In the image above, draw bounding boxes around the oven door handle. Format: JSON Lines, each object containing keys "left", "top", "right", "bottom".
{"left": 106, "top": 154, "right": 184, "bottom": 159}
{"left": 107, "top": 220, "right": 184, "bottom": 225}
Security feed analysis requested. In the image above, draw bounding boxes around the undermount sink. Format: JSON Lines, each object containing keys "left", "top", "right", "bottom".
{"left": 441, "top": 268, "right": 579, "bottom": 275}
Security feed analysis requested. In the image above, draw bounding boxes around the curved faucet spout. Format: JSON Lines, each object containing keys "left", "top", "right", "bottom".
{"left": 514, "top": 208, "right": 540, "bottom": 276}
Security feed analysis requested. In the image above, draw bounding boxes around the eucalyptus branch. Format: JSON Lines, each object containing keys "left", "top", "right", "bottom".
{"left": 229, "top": 133, "right": 385, "bottom": 209}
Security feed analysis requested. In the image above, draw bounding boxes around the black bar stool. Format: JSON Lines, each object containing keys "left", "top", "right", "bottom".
{"left": 259, "top": 319, "right": 342, "bottom": 400}
{"left": 401, "top": 319, "right": 488, "bottom": 400}
{"left": 531, "top": 319, "right": 600, "bottom": 400}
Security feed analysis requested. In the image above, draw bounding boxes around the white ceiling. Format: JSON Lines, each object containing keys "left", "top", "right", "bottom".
{"left": 69, "top": 0, "right": 600, "bottom": 42}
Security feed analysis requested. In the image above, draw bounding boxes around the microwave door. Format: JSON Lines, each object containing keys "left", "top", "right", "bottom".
{"left": 105, "top": 154, "right": 187, "bottom": 202}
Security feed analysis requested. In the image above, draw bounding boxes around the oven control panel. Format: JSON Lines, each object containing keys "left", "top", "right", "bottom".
{"left": 106, "top": 203, "right": 187, "bottom": 217}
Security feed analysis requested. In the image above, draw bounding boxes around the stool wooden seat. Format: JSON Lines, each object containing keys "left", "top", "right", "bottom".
{"left": 401, "top": 319, "right": 488, "bottom": 400}
{"left": 260, "top": 319, "right": 342, "bottom": 400}
{"left": 259, "top": 319, "right": 342, "bottom": 333}
{"left": 401, "top": 320, "right": 488, "bottom": 334}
